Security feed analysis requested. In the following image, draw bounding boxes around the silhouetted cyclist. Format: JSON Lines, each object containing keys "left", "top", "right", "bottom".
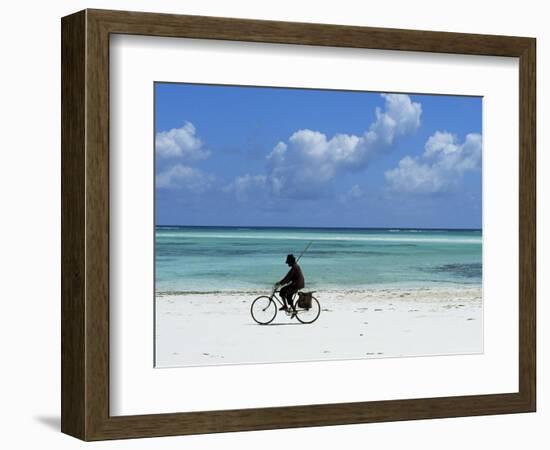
{"left": 275, "top": 254, "right": 305, "bottom": 311}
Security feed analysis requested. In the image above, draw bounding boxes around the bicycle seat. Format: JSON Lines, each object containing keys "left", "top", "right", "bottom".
{"left": 298, "top": 290, "right": 315, "bottom": 294}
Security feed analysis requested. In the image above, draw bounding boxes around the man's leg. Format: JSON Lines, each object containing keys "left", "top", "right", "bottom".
{"left": 287, "top": 286, "right": 298, "bottom": 310}
{"left": 279, "top": 285, "right": 290, "bottom": 310}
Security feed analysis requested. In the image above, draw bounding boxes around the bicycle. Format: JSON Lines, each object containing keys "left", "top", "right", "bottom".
{"left": 250, "top": 286, "right": 321, "bottom": 325}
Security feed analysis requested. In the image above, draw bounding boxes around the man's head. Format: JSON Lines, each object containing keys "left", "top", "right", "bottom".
{"left": 285, "top": 254, "right": 296, "bottom": 266}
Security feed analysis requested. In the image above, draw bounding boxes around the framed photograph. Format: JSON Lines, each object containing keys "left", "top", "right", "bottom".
{"left": 61, "top": 9, "right": 536, "bottom": 440}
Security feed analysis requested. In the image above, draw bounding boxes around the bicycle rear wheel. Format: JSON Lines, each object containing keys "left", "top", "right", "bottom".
{"left": 295, "top": 296, "right": 321, "bottom": 324}
{"left": 250, "top": 296, "right": 277, "bottom": 325}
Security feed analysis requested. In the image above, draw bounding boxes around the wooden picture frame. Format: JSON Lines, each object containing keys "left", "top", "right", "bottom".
{"left": 61, "top": 9, "right": 536, "bottom": 441}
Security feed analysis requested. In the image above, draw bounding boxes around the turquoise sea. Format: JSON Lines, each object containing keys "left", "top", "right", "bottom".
{"left": 155, "top": 226, "right": 482, "bottom": 294}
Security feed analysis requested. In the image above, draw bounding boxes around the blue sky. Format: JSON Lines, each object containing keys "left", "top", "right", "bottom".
{"left": 155, "top": 83, "right": 482, "bottom": 229}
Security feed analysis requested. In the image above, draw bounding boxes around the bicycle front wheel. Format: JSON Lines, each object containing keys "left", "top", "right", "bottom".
{"left": 295, "top": 296, "right": 321, "bottom": 324}
{"left": 251, "top": 296, "right": 277, "bottom": 325}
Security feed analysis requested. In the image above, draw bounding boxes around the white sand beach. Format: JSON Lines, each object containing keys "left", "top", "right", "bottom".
{"left": 155, "top": 286, "right": 482, "bottom": 368}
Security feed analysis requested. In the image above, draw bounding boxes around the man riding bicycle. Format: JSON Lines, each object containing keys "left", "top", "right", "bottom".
{"left": 275, "top": 254, "right": 305, "bottom": 311}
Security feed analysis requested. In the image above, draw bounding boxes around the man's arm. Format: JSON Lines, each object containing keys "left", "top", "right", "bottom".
{"left": 278, "top": 267, "right": 294, "bottom": 285}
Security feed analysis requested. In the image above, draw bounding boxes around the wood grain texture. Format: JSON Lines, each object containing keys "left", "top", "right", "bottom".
{"left": 60, "top": 8, "right": 537, "bottom": 441}
{"left": 88, "top": 8, "right": 532, "bottom": 56}
{"left": 61, "top": 10, "right": 86, "bottom": 439}
{"left": 85, "top": 10, "right": 111, "bottom": 440}
{"left": 518, "top": 39, "right": 536, "bottom": 410}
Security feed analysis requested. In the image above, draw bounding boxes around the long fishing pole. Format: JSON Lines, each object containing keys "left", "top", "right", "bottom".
{"left": 296, "top": 241, "right": 313, "bottom": 262}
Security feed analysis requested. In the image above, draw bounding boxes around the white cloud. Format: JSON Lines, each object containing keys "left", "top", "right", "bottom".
{"left": 155, "top": 121, "right": 210, "bottom": 160}
{"left": 223, "top": 174, "right": 269, "bottom": 202}
{"left": 385, "top": 131, "right": 482, "bottom": 194}
{"left": 156, "top": 164, "right": 214, "bottom": 192}
{"left": 261, "top": 93, "right": 422, "bottom": 198}
{"left": 384, "top": 156, "right": 447, "bottom": 194}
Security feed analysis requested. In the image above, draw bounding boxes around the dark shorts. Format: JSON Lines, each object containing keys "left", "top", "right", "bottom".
{"left": 280, "top": 284, "right": 301, "bottom": 304}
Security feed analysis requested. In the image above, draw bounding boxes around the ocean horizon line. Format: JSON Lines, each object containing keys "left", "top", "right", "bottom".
{"left": 156, "top": 224, "right": 482, "bottom": 232}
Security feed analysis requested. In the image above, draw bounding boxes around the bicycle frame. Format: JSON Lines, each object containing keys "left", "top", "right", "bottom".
{"left": 270, "top": 288, "right": 297, "bottom": 308}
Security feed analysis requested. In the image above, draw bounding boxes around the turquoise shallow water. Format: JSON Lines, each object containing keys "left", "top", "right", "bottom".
{"left": 155, "top": 226, "right": 482, "bottom": 294}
